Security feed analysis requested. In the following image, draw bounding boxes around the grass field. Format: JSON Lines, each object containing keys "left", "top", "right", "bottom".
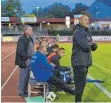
{"left": 54, "top": 43, "right": 111, "bottom": 102}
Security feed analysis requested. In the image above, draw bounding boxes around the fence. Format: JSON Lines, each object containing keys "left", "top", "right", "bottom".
{"left": 1, "top": 35, "right": 111, "bottom": 42}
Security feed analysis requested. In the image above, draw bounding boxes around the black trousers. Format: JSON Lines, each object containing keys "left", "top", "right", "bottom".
{"left": 52, "top": 69, "right": 62, "bottom": 80}
{"left": 73, "top": 66, "right": 88, "bottom": 102}
{"left": 47, "top": 75, "right": 75, "bottom": 95}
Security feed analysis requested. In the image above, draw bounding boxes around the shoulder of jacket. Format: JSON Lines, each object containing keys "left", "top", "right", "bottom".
{"left": 52, "top": 54, "right": 59, "bottom": 60}
{"left": 19, "top": 35, "right": 25, "bottom": 40}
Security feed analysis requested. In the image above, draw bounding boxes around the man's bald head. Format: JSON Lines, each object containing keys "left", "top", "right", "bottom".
{"left": 79, "top": 15, "right": 89, "bottom": 28}
{"left": 37, "top": 45, "right": 47, "bottom": 55}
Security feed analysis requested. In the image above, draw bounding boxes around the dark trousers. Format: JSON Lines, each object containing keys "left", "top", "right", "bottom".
{"left": 53, "top": 69, "right": 62, "bottom": 80}
{"left": 18, "top": 60, "right": 31, "bottom": 94}
{"left": 73, "top": 66, "right": 88, "bottom": 102}
{"left": 47, "top": 75, "right": 75, "bottom": 95}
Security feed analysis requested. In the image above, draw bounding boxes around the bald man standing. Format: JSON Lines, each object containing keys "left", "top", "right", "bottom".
{"left": 71, "top": 15, "right": 98, "bottom": 102}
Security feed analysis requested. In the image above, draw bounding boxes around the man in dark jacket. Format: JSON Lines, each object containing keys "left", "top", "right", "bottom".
{"left": 15, "top": 25, "right": 34, "bottom": 97}
{"left": 71, "top": 15, "right": 98, "bottom": 102}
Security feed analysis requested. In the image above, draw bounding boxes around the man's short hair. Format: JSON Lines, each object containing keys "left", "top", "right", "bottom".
{"left": 58, "top": 47, "right": 65, "bottom": 51}
{"left": 52, "top": 44, "right": 59, "bottom": 49}
{"left": 24, "top": 25, "right": 32, "bottom": 31}
{"left": 37, "top": 45, "right": 45, "bottom": 51}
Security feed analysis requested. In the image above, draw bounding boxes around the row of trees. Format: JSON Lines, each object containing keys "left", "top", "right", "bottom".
{"left": 1, "top": 0, "right": 25, "bottom": 17}
{"left": 1, "top": 0, "right": 90, "bottom": 17}
{"left": 32, "top": 2, "right": 90, "bottom": 18}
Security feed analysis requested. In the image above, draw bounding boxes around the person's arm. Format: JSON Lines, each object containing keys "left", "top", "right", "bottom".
{"left": 75, "top": 30, "right": 92, "bottom": 52}
{"left": 91, "top": 42, "right": 98, "bottom": 51}
{"left": 17, "top": 37, "right": 27, "bottom": 57}
{"left": 51, "top": 56, "right": 68, "bottom": 71}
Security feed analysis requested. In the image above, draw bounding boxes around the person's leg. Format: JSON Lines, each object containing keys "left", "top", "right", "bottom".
{"left": 18, "top": 68, "right": 28, "bottom": 95}
{"left": 24, "top": 60, "right": 31, "bottom": 94}
{"left": 52, "top": 69, "right": 62, "bottom": 80}
{"left": 18, "top": 60, "right": 31, "bottom": 96}
{"left": 47, "top": 75, "right": 75, "bottom": 95}
{"left": 73, "top": 66, "right": 88, "bottom": 102}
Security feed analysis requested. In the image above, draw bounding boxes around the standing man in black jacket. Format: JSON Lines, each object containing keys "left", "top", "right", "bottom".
{"left": 71, "top": 15, "right": 98, "bottom": 102}
{"left": 15, "top": 25, "right": 34, "bottom": 97}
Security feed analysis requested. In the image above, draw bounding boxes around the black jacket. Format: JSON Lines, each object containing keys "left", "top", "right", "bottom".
{"left": 15, "top": 34, "right": 34, "bottom": 68}
{"left": 46, "top": 46, "right": 53, "bottom": 57}
{"left": 71, "top": 24, "right": 94, "bottom": 67}
{"left": 51, "top": 53, "right": 71, "bottom": 71}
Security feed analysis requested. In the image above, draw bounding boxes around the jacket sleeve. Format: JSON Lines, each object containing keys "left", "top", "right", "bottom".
{"left": 51, "top": 56, "right": 68, "bottom": 71}
{"left": 17, "top": 37, "right": 27, "bottom": 57}
{"left": 74, "top": 30, "right": 92, "bottom": 52}
{"left": 41, "top": 55, "right": 53, "bottom": 71}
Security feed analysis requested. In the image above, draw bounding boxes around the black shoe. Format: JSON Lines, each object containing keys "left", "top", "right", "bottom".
{"left": 19, "top": 93, "right": 28, "bottom": 97}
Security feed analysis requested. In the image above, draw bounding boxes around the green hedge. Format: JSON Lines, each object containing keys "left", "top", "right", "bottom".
{"left": 48, "top": 30, "right": 111, "bottom": 36}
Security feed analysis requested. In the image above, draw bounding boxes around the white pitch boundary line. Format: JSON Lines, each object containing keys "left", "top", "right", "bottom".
{"left": 1, "top": 50, "right": 16, "bottom": 62}
{"left": 88, "top": 74, "right": 111, "bottom": 99}
{"left": 93, "top": 62, "right": 111, "bottom": 74}
{"left": 1, "top": 66, "right": 18, "bottom": 91}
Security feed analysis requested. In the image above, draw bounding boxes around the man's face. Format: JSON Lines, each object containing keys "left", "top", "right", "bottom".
{"left": 58, "top": 50, "right": 65, "bottom": 57}
{"left": 80, "top": 16, "right": 89, "bottom": 28}
{"left": 25, "top": 27, "right": 32, "bottom": 36}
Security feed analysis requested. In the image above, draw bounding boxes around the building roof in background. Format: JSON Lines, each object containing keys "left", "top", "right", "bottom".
{"left": 98, "top": 0, "right": 111, "bottom": 7}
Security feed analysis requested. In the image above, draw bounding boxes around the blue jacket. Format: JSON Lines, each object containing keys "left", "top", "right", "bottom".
{"left": 31, "top": 51, "right": 53, "bottom": 82}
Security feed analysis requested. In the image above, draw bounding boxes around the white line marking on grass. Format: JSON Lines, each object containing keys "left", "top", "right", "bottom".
{"left": 1, "top": 66, "right": 18, "bottom": 90}
{"left": 88, "top": 74, "right": 111, "bottom": 99}
{"left": 1, "top": 50, "right": 16, "bottom": 62}
{"left": 93, "top": 62, "right": 111, "bottom": 74}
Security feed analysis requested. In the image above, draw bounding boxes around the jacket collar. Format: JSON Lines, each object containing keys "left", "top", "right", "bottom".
{"left": 75, "top": 24, "right": 89, "bottom": 31}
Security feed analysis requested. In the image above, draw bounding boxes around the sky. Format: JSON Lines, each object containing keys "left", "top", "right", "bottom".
{"left": 20, "top": 0, "right": 96, "bottom": 13}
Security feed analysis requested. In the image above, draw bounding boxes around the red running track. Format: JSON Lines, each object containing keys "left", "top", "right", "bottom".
{"left": 1, "top": 42, "right": 26, "bottom": 102}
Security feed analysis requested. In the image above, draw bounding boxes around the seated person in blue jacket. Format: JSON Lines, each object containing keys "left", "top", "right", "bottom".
{"left": 31, "top": 45, "right": 75, "bottom": 95}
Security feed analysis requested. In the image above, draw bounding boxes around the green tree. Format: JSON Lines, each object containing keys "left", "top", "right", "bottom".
{"left": 71, "top": 3, "right": 89, "bottom": 17}
{"left": 1, "top": 0, "right": 25, "bottom": 17}
{"left": 31, "top": 2, "right": 71, "bottom": 18}
{"left": 23, "top": 14, "right": 36, "bottom": 18}
{"left": 47, "top": 2, "right": 71, "bottom": 18}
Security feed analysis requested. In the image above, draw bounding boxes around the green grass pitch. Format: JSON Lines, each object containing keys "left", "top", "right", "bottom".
{"left": 53, "top": 42, "right": 111, "bottom": 102}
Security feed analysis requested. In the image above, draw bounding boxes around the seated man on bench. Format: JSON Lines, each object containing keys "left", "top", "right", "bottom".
{"left": 47, "top": 48, "right": 73, "bottom": 83}
{"left": 31, "top": 45, "right": 75, "bottom": 95}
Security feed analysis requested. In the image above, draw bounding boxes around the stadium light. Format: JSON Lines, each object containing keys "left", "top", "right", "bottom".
{"left": 65, "top": 16, "right": 70, "bottom": 29}
{"left": 47, "top": 22, "right": 50, "bottom": 26}
{"left": 14, "top": 9, "right": 17, "bottom": 12}
{"left": 91, "top": 23, "right": 95, "bottom": 26}
{"left": 36, "top": 6, "right": 39, "bottom": 17}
